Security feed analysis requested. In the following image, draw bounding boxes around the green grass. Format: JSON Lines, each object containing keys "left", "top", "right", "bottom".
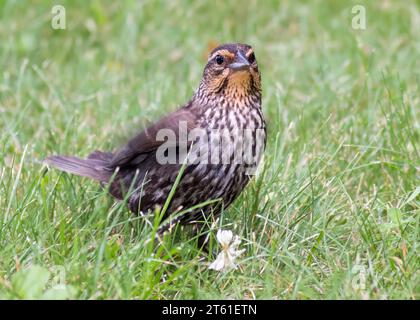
{"left": 0, "top": 0, "right": 419, "bottom": 299}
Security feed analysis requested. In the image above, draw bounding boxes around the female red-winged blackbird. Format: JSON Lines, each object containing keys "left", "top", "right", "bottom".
{"left": 46, "top": 43, "right": 266, "bottom": 237}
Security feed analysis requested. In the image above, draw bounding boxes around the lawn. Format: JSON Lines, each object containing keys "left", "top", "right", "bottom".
{"left": 0, "top": 0, "right": 419, "bottom": 299}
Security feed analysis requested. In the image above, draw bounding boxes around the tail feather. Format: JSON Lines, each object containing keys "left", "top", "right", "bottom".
{"left": 45, "top": 151, "right": 113, "bottom": 182}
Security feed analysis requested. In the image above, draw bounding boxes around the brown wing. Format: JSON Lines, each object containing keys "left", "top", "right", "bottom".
{"left": 109, "top": 107, "right": 198, "bottom": 168}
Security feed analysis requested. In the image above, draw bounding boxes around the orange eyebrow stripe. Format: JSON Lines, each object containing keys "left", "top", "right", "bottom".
{"left": 245, "top": 48, "right": 254, "bottom": 57}
{"left": 209, "top": 49, "right": 235, "bottom": 61}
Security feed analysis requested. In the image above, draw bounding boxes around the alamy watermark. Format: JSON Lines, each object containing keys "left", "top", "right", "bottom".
{"left": 352, "top": 5, "right": 366, "bottom": 30}
{"left": 154, "top": 122, "right": 265, "bottom": 175}
{"left": 51, "top": 5, "right": 66, "bottom": 30}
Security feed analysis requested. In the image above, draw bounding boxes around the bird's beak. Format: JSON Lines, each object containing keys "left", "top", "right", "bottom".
{"left": 228, "top": 51, "right": 250, "bottom": 72}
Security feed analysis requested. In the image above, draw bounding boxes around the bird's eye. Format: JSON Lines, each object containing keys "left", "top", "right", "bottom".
{"left": 248, "top": 52, "right": 255, "bottom": 63}
{"left": 215, "top": 55, "right": 224, "bottom": 65}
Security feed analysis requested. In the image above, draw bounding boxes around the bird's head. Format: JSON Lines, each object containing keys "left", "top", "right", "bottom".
{"left": 199, "top": 43, "right": 261, "bottom": 102}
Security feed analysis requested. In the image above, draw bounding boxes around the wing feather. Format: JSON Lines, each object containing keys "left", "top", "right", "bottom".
{"left": 109, "top": 107, "right": 198, "bottom": 168}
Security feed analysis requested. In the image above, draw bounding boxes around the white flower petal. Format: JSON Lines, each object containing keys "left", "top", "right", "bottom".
{"left": 209, "top": 252, "right": 226, "bottom": 271}
{"left": 216, "top": 229, "right": 233, "bottom": 246}
{"left": 231, "top": 235, "right": 241, "bottom": 248}
{"left": 209, "top": 229, "right": 245, "bottom": 272}
{"left": 229, "top": 248, "right": 245, "bottom": 259}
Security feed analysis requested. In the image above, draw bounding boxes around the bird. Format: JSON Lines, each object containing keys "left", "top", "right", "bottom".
{"left": 46, "top": 43, "right": 266, "bottom": 243}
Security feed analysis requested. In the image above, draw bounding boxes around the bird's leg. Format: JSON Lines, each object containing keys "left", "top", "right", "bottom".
{"left": 191, "top": 222, "right": 217, "bottom": 257}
